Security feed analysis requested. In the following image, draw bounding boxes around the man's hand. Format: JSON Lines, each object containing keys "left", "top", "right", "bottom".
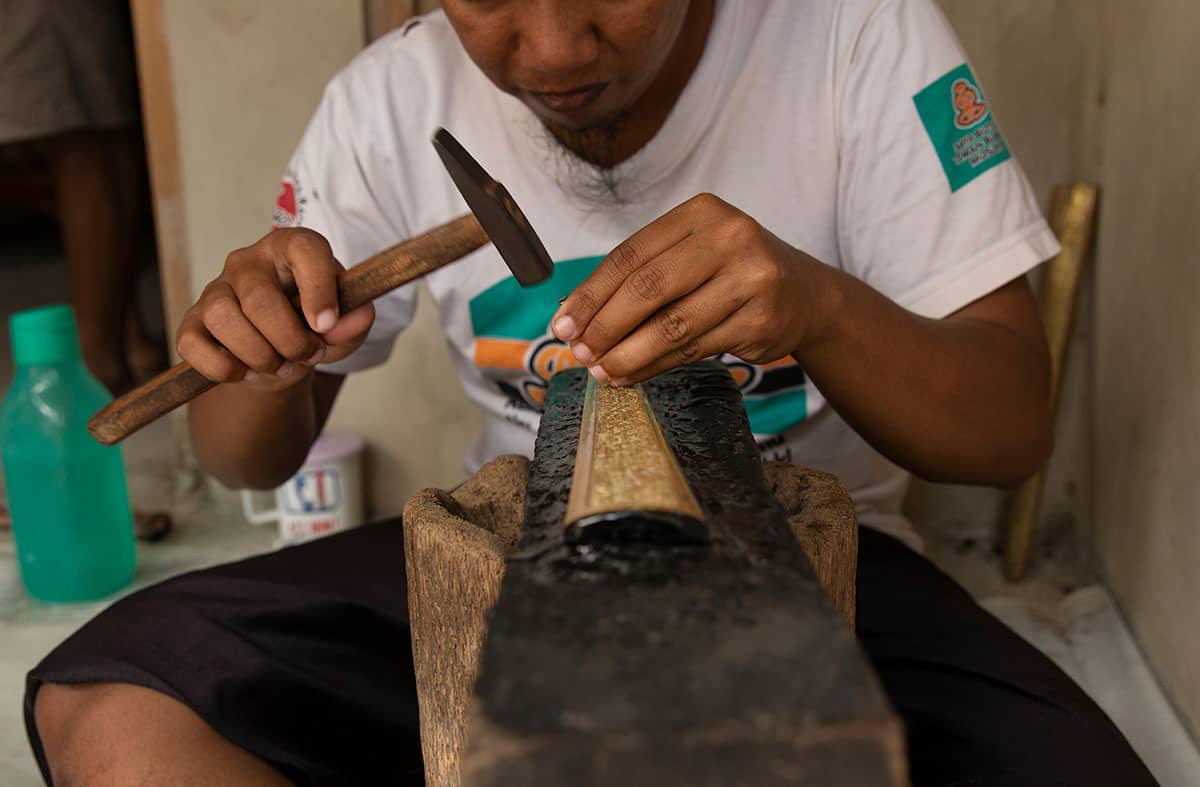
{"left": 550, "top": 193, "right": 829, "bottom": 384}
{"left": 550, "top": 192, "right": 1053, "bottom": 486}
{"left": 176, "top": 228, "right": 375, "bottom": 390}
{"left": 180, "top": 228, "right": 370, "bottom": 489}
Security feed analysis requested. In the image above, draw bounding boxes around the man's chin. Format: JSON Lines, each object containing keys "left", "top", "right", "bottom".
{"left": 514, "top": 92, "right": 634, "bottom": 168}
{"left": 529, "top": 106, "right": 610, "bottom": 134}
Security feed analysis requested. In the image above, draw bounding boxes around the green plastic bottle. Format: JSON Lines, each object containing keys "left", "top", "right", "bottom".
{"left": 0, "top": 305, "right": 135, "bottom": 601}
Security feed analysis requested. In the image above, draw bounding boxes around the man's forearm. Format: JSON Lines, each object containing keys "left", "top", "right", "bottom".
{"left": 188, "top": 372, "right": 343, "bottom": 490}
{"left": 800, "top": 270, "right": 1052, "bottom": 486}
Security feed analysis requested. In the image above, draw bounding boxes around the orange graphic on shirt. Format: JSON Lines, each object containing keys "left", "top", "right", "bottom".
{"left": 530, "top": 340, "right": 585, "bottom": 381}
{"left": 474, "top": 335, "right": 804, "bottom": 411}
{"left": 952, "top": 79, "right": 987, "bottom": 129}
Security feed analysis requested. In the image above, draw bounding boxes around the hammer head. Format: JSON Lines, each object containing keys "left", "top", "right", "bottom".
{"left": 433, "top": 128, "right": 553, "bottom": 287}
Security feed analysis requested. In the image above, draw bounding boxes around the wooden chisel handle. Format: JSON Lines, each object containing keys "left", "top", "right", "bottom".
{"left": 89, "top": 213, "right": 489, "bottom": 446}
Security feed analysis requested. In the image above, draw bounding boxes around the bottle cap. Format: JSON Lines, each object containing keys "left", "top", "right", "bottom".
{"left": 10, "top": 305, "right": 82, "bottom": 366}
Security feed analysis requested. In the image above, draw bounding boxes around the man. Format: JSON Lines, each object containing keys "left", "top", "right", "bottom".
{"left": 27, "top": 1, "right": 1156, "bottom": 785}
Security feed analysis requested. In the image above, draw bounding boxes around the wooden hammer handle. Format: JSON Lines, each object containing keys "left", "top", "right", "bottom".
{"left": 89, "top": 213, "right": 489, "bottom": 446}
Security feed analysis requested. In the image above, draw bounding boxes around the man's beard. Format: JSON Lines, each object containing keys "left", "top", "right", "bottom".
{"left": 528, "top": 112, "right": 637, "bottom": 207}
{"left": 548, "top": 116, "right": 628, "bottom": 170}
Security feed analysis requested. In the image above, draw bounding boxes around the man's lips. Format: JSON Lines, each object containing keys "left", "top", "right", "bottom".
{"left": 527, "top": 82, "right": 608, "bottom": 113}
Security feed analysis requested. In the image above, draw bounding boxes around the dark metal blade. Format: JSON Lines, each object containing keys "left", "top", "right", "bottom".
{"left": 433, "top": 128, "right": 553, "bottom": 287}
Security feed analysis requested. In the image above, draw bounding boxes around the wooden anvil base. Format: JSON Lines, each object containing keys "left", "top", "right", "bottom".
{"left": 403, "top": 363, "right": 907, "bottom": 786}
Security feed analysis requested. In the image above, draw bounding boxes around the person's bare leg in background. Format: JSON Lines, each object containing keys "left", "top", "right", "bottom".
{"left": 35, "top": 682, "right": 293, "bottom": 786}
{"left": 50, "top": 126, "right": 160, "bottom": 394}
{"left": 109, "top": 124, "right": 167, "bottom": 383}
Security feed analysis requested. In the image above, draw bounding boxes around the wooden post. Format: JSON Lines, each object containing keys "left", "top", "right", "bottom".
{"left": 1004, "top": 184, "right": 1100, "bottom": 581}
{"left": 129, "top": 0, "right": 193, "bottom": 362}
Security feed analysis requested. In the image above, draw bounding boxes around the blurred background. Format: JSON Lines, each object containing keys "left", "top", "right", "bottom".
{"left": 0, "top": 1, "right": 1197, "bottom": 784}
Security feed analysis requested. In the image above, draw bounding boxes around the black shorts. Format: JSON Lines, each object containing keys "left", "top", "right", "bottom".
{"left": 24, "top": 521, "right": 1156, "bottom": 787}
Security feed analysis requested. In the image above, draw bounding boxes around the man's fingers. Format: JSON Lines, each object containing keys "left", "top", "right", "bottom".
{"left": 234, "top": 270, "right": 323, "bottom": 364}
{"left": 568, "top": 234, "right": 715, "bottom": 363}
{"left": 201, "top": 296, "right": 285, "bottom": 374}
{"left": 552, "top": 196, "right": 709, "bottom": 342}
{"left": 588, "top": 279, "right": 746, "bottom": 380}
{"left": 321, "top": 302, "right": 374, "bottom": 348}
{"left": 177, "top": 227, "right": 368, "bottom": 386}
{"left": 601, "top": 322, "right": 736, "bottom": 387}
{"left": 176, "top": 313, "right": 248, "bottom": 383}
{"left": 275, "top": 229, "right": 342, "bottom": 334}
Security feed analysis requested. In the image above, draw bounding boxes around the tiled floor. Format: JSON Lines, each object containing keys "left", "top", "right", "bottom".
{"left": 0, "top": 239, "right": 1197, "bottom": 785}
{"left": 915, "top": 489, "right": 1200, "bottom": 786}
{"left": 986, "top": 589, "right": 1200, "bottom": 786}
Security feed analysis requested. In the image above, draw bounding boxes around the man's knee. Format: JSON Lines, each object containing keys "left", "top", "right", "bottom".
{"left": 32, "top": 681, "right": 293, "bottom": 787}
{"left": 35, "top": 682, "right": 202, "bottom": 785}
{"left": 34, "top": 682, "right": 143, "bottom": 784}
{"left": 35, "top": 682, "right": 103, "bottom": 752}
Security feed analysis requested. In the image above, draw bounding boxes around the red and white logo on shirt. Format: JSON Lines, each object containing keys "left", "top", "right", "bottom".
{"left": 271, "top": 173, "right": 305, "bottom": 229}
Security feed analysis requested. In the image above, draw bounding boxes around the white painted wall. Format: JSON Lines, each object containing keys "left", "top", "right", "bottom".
{"left": 1091, "top": 0, "right": 1200, "bottom": 741}
{"left": 163, "top": 2, "right": 363, "bottom": 298}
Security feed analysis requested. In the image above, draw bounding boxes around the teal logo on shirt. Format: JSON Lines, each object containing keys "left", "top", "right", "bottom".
{"left": 914, "top": 64, "right": 1011, "bottom": 192}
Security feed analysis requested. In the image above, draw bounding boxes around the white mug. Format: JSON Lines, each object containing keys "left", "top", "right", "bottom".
{"left": 242, "top": 430, "right": 365, "bottom": 547}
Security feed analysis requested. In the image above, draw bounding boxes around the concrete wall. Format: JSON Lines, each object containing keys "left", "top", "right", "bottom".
{"left": 938, "top": 0, "right": 1200, "bottom": 743}
{"left": 159, "top": 0, "right": 477, "bottom": 518}
{"left": 162, "top": 1, "right": 363, "bottom": 299}
{"left": 1091, "top": 0, "right": 1200, "bottom": 741}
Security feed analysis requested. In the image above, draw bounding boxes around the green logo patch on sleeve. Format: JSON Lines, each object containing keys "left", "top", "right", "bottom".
{"left": 913, "top": 64, "right": 1011, "bottom": 192}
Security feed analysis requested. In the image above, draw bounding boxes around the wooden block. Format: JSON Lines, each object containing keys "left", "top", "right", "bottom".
{"left": 403, "top": 454, "right": 527, "bottom": 787}
{"left": 763, "top": 462, "right": 858, "bottom": 629}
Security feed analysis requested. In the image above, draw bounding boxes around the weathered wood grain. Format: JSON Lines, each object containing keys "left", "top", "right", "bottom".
{"left": 763, "top": 462, "right": 858, "bottom": 628}
{"left": 403, "top": 454, "right": 527, "bottom": 787}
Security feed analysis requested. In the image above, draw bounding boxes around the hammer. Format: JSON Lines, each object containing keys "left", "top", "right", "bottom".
{"left": 89, "top": 129, "right": 553, "bottom": 445}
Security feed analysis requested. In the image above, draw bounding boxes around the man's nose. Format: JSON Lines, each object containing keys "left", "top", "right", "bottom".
{"left": 514, "top": 1, "right": 600, "bottom": 77}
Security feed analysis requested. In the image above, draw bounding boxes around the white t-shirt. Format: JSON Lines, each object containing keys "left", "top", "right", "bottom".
{"left": 272, "top": 0, "right": 1060, "bottom": 550}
